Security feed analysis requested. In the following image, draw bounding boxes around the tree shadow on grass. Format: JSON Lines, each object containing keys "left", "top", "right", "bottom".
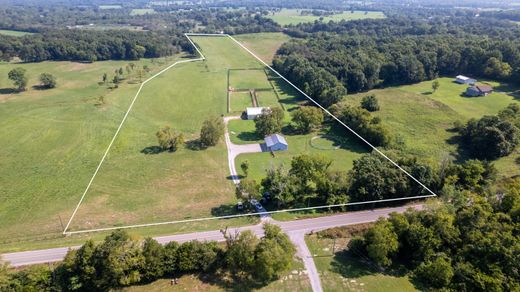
{"left": 31, "top": 85, "right": 51, "bottom": 91}
{"left": 0, "top": 88, "right": 18, "bottom": 94}
{"left": 197, "top": 271, "right": 271, "bottom": 292}
{"left": 331, "top": 249, "right": 411, "bottom": 280}
{"left": 185, "top": 139, "right": 208, "bottom": 151}
{"left": 236, "top": 131, "right": 262, "bottom": 142}
{"left": 330, "top": 250, "right": 376, "bottom": 279}
{"left": 210, "top": 203, "right": 238, "bottom": 217}
{"left": 140, "top": 146, "right": 163, "bottom": 155}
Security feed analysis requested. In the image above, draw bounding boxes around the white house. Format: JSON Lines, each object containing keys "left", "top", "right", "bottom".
{"left": 264, "top": 134, "right": 288, "bottom": 151}
{"left": 455, "top": 75, "right": 477, "bottom": 85}
{"left": 246, "top": 107, "right": 269, "bottom": 120}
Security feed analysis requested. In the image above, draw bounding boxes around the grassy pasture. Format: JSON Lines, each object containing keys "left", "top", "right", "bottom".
{"left": 230, "top": 92, "right": 253, "bottom": 113}
{"left": 399, "top": 77, "right": 519, "bottom": 119}
{"left": 266, "top": 9, "right": 385, "bottom": 26}
{"left": 0, "top": 58, "right": 174, "bottom": 244}
{"left": 234, "top": 32, "right": 292, "bottom": 64}
{"left": 0, "top": 29, "right": 34, "bottom": 37}
{"left": 306, "top": 231, "right": 417, "bottom": 292}
{"left": 68, "top": 36, "right": 268, "bottom": 231}
{"left": 229, "top": 69, "right": 271, "bottom": 90}
{"left": 255, "top": 89, "right": 280, "bottom": 107}
{"left": 344, "top": 77, "right": 520, "bottom": 178}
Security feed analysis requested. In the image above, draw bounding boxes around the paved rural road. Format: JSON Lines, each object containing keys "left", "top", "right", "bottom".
{"left": 2, "top": 204, "right": 423, "bottom": 292}
{"left": 223, "top": 116, "right": 263, "bottom": 184}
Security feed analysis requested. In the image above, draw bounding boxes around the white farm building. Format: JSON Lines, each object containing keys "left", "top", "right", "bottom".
{"left": 246, "top": 107, "right": 269, "bottom": 120}
{"left": 455, "top": 75, "right": 477, "bottom": 85}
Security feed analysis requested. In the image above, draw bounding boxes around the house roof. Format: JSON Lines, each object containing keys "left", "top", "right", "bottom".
{"left": 456, "top": 75, "right": 474, "bottom": 81}
{"left": 264, "top": 134, "right": 288, "bottom": 147}
{"left": 246, "top": 107, "right": 269, "bottom": 116}
{"left": 476, "top": 85, "right": 493, "bottom": 93}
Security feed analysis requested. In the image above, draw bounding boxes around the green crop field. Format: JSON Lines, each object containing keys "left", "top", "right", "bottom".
{"left": 0, "top": 29, "right": 34, "bottom": 36}
{"left": 344, "top": 77, "right": 520, "bottom": 178}
{"left": 234, "top": 32, "right": 292, "bottom": 64}
{"left": 266, "top": 9, "right": 386, "bottom": 26}
{"left": 0, "top": 57, "right": 181, "bottom": 245}
{"left": 306, "top": 233, "right": 417, "bottom": 292}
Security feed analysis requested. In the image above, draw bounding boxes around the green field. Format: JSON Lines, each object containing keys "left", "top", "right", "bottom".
{"left": 306, "top": 232, "right": 417, "bottom": 292}
{"left": 230, "top": 92, "right": 253, "bottom": 113}
{"left": 266, "top": 9, "right": 386, "bottom": 26}
{"left": 256, "top": 89, "right": 280, "bottom": 107}
{"left": 68, "top": 36, "right": 266, "bottom": 231}
{"left": 130, "top": 9, "right": 156, "bottom": 15}
{"left": 234, "top": 32, "right": 292, "bottom": 64}
{"left": 0, "top": 57, "right": 181, "bottom": 245}
{"left": 0, "top": 29, "right": 34, "bottom": 36}
{"left": 229, "top": 69, "right": 272, "bottom": 90}
{"left": 344, "top": 77, "right": 520, "bottom": 178}
{"left": 98, "top": 5, "right": 122, "bottom": 9}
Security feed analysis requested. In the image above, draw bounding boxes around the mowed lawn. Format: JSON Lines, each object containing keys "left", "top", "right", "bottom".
{"left": 0, "top": 58, "right": 171, "bottom": 243}
{"left": 306, "top": 233, "right": 417, "bottom": 292}
{"left": 234, "top": 32, "right": 292, "bottom": 64}
{"left": 69, "top": 36, "right": 268, "bottom": 231}
{"left": 228, "top": 69, "right": 272, "bottom": 90}
{"left": 344, "top": 77, "right": 520, "bottom": 178}
{"left": 266, "top": 9, "right": 385, "bottom": 26}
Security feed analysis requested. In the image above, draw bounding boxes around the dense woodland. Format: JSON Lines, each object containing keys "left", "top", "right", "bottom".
{"left": 0, "top": 8, "right": 280, "bottom": 62}
{"left": 275, "top": 16, "right": 520, "bottom": 95}
{"left": 350, "top": 177, "right": 520, "bottom": 291}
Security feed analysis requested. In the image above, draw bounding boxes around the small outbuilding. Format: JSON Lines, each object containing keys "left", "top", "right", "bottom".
{"left": 466, "top": 85, "right": 493, "bottom": 97}
{"left": 246, "top": 107, "right": 269, "bottom": 120}
{"left": 455, "top": 75, "right": 477, "bottom": 85}
{"left": 264, "top": 134, "right": 288, "bottom": 151}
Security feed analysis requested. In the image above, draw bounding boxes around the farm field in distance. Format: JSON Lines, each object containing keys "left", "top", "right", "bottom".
{"left": 0, "top": 57, "right": 179, "bottom": 245}
{"left": 0, "top": 29, "right": 34, "bottom": 36}
{"left": 234, "top": 32, "right": 292, "bottom": 64}
{"left": 266, "top": 9, "right": 386, "bottom": 26}
{"left": 343, "top": 77, "right": 520, "bottom": 178}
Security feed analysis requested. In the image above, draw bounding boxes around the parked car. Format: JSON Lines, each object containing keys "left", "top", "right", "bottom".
{"left": 236, "top": 201, "right": 243, "bottom": 211}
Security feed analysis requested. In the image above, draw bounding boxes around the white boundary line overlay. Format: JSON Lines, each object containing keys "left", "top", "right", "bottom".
{"left": 63, "top": 33, "right": 437, "bottom": 235}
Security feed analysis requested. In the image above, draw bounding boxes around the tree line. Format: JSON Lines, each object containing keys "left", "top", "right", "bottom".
{"left": 0, "top": 30, "right": 190, "bottom": 63}
{"left": 0, "top": 224, "right": 296, "bottom": 291}
{"left": 274, "top": 16, "right": 520, "bottom": 96}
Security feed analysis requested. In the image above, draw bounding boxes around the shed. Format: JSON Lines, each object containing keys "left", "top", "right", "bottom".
{"left": 264, "top": 134, "right": 288, "bottom": 151}
{"left": 456, "top": 75, "right": 477, "bottom": 85}
{"left": 466, "top": 85, "right": 493, "bottom": 97}
{"left": 246, "top": 107, "right": 269, "bottom": 120}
